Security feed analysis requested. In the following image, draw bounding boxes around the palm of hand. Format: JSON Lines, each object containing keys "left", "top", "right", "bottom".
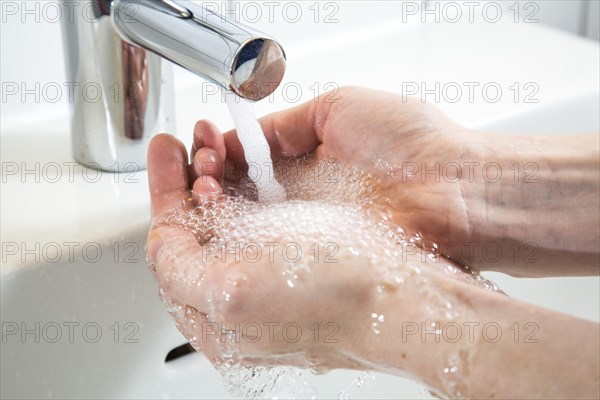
{"left": 146, "top": 86, "right": 472, "bottom": 369}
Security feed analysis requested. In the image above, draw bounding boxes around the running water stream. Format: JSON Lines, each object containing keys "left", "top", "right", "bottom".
{"left": 225, "top": 95, "right": 287, "bottom": 203}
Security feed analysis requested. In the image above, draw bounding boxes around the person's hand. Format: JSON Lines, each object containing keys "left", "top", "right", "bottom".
{"left": 218, "top": 86, "right": 475, "bottom": 253}
{"left": 145, "top": 86, "right": 480, "bottom": 377}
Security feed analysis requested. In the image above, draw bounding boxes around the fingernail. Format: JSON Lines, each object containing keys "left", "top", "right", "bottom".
{"left": 147, "top": 231, "right": 164, "bottom": 264}
{"left": 205, "top": 177, "right": 220, "bottom": 192}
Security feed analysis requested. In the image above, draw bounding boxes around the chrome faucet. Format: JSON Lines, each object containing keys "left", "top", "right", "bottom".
{"left": 61, "top": 0, "right": 286, "bottom": 171}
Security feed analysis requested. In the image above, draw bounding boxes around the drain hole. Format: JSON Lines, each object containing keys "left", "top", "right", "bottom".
{"left": 165, "top": 342, "right": 196, "bottom": 363}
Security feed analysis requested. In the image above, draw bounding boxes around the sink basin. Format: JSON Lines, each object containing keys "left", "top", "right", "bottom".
{"left": 2, "top": 15, "right": 599, "bottom": 400}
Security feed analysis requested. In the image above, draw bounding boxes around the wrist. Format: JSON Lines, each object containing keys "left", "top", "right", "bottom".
{"left": 454, "top": 131, "right": 545, "bottom": 271}
{"left": 348, "top": 268, "right": 485, "bottom": 396}
{"left": 456, "top": 132, "right": 600, "bottom": 274}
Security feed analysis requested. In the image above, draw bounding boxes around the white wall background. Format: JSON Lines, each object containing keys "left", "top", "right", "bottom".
{"left": 1, "top": 0, "right": 599, "bottom": 127}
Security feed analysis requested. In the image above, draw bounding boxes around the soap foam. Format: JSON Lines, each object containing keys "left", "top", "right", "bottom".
{"left": 152, "top": 155, "right": 501, "bottom": 399}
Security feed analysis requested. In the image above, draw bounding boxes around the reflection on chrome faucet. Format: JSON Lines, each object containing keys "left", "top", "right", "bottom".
{"left": 122, "top": 43, "right": 148, "bottom": 140}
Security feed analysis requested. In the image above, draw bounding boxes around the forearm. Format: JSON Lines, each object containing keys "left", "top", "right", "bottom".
{"left": 461, "top": 132, "right": 600, "bottom": 276}
{"left": 358, "top": 276, "right": 600, "bottom": 399}
{"left": 466, "top": 290, "right": 599, "bottom": 399}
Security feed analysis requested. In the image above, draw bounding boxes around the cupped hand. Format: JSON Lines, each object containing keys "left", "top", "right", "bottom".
{"left": 146, "top": 86, "right": 477, "bottom": 373}
{"left": 219, "top": 86, "right": 474, "bottom": 250}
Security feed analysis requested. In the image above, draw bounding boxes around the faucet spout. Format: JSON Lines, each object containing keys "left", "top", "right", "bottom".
{"left": 112, "top": 0, "right": 286, "bottom": 101}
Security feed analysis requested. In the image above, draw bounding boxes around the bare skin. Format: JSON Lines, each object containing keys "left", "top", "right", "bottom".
{"left": 147, "top": 86, "right": 599, "bottom": 398}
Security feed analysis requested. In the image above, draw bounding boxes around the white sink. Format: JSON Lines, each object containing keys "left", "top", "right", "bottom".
{"left": 2, "top": 16, "right": 599, "bottom": 400}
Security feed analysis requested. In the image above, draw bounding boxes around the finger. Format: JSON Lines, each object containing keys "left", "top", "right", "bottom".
{"left": 148, "top": 133, "right": 192, "bottom": 220}
{"left": 191, "top": 120, "right": 225, "bottom": 160}
{"left": 189, "top": 147, "right": 224, "bottom": 184}
{"left": 148, "top": 226, "right": 210, "bottom": 311}
{"left": 222, "top": 97, "right": 333, "bottom": 168}
{"left": 192, "top": 175, "right": 222, "bottom": 202}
